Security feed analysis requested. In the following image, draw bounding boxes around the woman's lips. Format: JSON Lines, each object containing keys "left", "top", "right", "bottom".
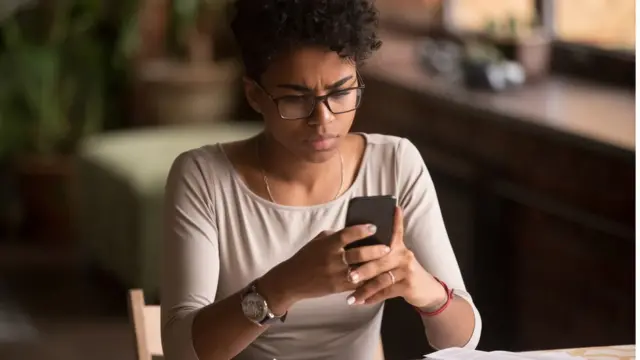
{"left": 308, "top": 136, "right": 338, "bottom": 151}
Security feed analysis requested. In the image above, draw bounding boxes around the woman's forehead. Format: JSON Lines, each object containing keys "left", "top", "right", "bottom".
{"left": 261, "top": 47, "right": 356, "bottom": 89}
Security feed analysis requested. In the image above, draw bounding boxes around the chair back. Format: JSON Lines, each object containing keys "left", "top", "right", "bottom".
{"left": 128, "top": 289, "right": 163, "bottom": 360}
{"left": 376, "top": 335, "right": 386, "bottom": 360}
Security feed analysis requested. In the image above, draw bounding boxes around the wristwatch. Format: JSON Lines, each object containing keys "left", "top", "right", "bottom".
{"left": 240, "top": 280, "right": 288, "bottom": 326}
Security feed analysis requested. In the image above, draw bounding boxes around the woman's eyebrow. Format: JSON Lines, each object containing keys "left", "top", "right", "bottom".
{"left": 276, "top": 75, "right": 354, "bottom": 93}
{"left": 325, "top": 75, "right": 354, "bottom": 90}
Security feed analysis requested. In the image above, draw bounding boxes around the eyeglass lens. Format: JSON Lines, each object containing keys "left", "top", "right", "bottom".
{"left": 277, "top": 88, "right": 363, "bottom": 119}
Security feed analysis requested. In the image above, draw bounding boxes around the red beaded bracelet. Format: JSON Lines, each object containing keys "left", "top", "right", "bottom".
{"left": 414, "top": 277, "right": 454, "bottom": 317}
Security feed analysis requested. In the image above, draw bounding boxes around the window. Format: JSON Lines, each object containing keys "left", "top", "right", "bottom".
{"left": 553, "top": 0, "right": 635, "bottom": 51}
{"left": 447, "top": 0, "right": 635, "bottom": 51}
{"left": 376, "top": 0, "right": 444, "bottom": 30}
{"left": 376, "top": 0, "right": 634, "bottom": 86}
{"left": 450, "top": 0, "right": 536, "bottom": 34}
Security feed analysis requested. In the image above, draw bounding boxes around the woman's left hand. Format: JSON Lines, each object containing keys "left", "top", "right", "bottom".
{"left": 345, "top": 207, "right": 448, "bottom": 308}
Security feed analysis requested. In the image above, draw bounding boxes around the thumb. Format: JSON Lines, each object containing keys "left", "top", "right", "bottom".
{"left": 390, "top": 206, "right": 405, "bottom": 247}
{"left": 313, "top": 230, "right": 336, "bottom": 240}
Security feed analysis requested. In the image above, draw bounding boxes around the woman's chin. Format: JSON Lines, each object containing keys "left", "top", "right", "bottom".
{"left": 300, "top": 146, "right": 341, "bottom": 164}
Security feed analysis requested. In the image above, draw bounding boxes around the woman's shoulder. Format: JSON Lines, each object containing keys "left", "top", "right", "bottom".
{"left": 359, "top": 133, "right": 420, "bottom": 161}
{"left": 168, "top": 144, "right": 232, "bottom": 186}
{"left": 172, "top": 143, "right": 227, "bottom": 168}
{"left": 358, "top": 133, "right": 426, "bottom": 186}
{"left": 360, "top": 132, "right": 403, "bottom": 147}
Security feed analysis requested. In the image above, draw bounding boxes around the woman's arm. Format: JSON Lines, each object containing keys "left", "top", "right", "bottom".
{"left": 395, "top": 138, "right": 482, "bottom": 350}
{"left": 189, "top": 273, "right": 291, "bottom": 360}
{"left": 418, "top": 289, "right": 478, "bottom": 349}
{"left": 161, "top": 151, "right": 292, "bottom": 360}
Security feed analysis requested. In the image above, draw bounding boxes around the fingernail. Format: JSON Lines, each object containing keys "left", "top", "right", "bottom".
{"left": 383, "top": 246, "right": 391, "bottom": 253}
{"left": 368, "top": 224, "right": 377, "bottom": 234}
{"left": 349, "top": 271, "right": 360, "bottom": 283}
{"left": 347, "top": 296, "right": 356, "bottom": 305}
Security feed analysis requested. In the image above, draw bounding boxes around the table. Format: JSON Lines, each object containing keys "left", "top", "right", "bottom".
{"left": 535, "top": 344, "right": 635, "bottom": 359}
{"left": 426, "top": 345, "right": 635, "bottom": 360}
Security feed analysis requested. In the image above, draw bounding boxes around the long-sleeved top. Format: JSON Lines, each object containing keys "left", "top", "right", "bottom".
{"left": 161, "top": 133, "right": 482, "bottom": 360}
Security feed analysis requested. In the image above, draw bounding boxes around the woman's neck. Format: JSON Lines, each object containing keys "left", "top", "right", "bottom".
{"left": 256, "top": 133, "right": 342, "bottom": 190}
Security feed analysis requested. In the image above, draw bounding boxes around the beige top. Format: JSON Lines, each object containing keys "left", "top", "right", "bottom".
{"left": 161, "top": 133, "right": 482, "bottom": 360}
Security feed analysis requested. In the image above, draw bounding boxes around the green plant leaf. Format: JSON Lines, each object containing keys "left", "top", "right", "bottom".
{"left": 0, "top": 0, "right": 110, "bottom": 155}
{"left": 174, "top": 0, "right": 200, "bottom": 24}
{"left": 114, "top": 11, "right": 140, "bottom": 64}
{"left": 173, "top": 0, "right": 200, "bottom": 42}
{"left": 1, "top": 16, "right": 24, "bottom": 50}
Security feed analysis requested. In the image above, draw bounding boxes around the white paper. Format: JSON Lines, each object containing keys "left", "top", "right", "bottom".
{"left": 423, "top": 347, "right": 585, "bottom": 360}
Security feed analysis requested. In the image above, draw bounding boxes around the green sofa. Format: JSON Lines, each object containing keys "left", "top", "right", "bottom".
{"left": 75, "top": 123, "right": 263, "bottom": 299}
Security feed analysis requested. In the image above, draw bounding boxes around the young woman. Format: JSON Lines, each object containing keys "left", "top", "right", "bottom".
{"left": 161, "top": 1, "right": 481, "bottom": 359}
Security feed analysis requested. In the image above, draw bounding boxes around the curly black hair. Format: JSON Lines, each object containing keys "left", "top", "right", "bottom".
{"left": 230, "top": 0, "right": 382, "bottom": 81}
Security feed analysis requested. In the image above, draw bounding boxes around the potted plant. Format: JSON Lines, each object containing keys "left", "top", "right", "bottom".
{"left": 0, "top": 0, "right": 107, "bottom": 244}
{"left": 121, "top": 0, "right": 240, "bottom": 126}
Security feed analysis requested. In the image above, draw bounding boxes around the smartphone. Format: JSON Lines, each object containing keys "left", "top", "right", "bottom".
{"left": 344, "top": 195, "right": 397, "bottom": 251}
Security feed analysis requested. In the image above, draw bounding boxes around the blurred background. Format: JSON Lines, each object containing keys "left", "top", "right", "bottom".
{"left": 0, "top": 0, "right": 635, "bottom": 359}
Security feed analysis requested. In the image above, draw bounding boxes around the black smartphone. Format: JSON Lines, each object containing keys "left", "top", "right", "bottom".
{"left": 344, "top": 195, "right": 397, "bottom": 251}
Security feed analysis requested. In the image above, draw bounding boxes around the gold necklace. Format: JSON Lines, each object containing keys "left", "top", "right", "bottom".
{"left": 256, "top": 138, "right": 345, "bottom": 204}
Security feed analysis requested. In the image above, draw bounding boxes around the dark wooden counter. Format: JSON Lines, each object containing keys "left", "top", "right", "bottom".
{"left": 360, "top": 32, "right": 635, "bottom": 157}
{"left": 359, "top": 32, "right": 635, "bottom": 360}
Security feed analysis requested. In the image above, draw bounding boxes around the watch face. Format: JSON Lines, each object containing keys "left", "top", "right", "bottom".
{"left": 242, "top": 292, "right": 268, "bottom": 322}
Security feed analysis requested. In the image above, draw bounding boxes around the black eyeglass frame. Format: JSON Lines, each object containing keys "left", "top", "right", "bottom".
{"left": 255, "top": 71, "right": 366, "bottom": 120}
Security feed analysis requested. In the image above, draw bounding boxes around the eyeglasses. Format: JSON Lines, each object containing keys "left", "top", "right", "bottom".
{"left": 256, "top": 72, "right": 365, "bottom": 120}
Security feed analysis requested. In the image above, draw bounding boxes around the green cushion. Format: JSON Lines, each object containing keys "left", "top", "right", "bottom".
{"left": 79, "top": 123, "right": 263, "bottom": 195}
{"left": 76, "top": 122, "right": 263, "bottom": 298}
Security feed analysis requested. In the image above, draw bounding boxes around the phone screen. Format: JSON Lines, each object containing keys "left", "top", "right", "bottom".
{"left": 344, "top": 195, "right": 396, "bottom": 251}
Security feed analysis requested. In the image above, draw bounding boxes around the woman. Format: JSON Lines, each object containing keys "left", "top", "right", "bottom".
{"left": 161, "top": 0, "right": 481, "bottom": 359}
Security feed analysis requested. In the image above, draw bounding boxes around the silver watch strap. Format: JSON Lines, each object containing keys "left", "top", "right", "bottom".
{"left": 243, "top": 280, "right": 287, "bottom": 325}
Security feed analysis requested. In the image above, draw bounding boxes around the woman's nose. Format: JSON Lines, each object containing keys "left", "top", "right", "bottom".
{"left": 308, "top": 100, "right": 334, "bottom": 126}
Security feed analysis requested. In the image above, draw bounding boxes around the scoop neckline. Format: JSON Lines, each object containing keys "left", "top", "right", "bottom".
{"left": 217, "top": 133, "right": 370, "bottom": 211}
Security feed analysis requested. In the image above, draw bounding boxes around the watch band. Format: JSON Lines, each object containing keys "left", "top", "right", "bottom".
{"left": 241, "top": 280, "right": 288, "bottom": 326}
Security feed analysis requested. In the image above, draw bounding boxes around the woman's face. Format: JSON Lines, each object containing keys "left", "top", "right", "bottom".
{"left": 245, "top": 47, "right": 361, "bottom": 163}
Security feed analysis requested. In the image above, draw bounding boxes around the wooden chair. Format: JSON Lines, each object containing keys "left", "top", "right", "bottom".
{"left": 127, "top": 288, "right": 385, "bottom": 360}
{"left": 128, "top": 289, "right": 163, "bottom": 360}
{"left": 376, "top": 337, "right": 386, "bottom": 360}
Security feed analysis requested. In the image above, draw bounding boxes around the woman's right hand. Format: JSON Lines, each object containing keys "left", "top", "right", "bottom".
{"left": 258, "top": 224, "right": 392, "bottom": 314}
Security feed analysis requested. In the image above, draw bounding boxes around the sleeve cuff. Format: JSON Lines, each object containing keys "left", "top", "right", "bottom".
{"left": 427, "top": 288, "right": 482, "bottom": 351}
{"left": 162, "top": 308, "right": 202, "bottom": 360}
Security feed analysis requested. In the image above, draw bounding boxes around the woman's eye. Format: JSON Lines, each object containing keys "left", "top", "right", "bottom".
{"left": 281, "top": 96, "right": 308, "bottom": 104}
{"left": 331, "top": 90, "right": 351, "bottom": 98}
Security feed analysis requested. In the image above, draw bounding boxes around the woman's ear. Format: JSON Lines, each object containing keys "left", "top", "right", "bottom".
{"left": 243, "top": 76, "right": 263, "bottom": 114}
